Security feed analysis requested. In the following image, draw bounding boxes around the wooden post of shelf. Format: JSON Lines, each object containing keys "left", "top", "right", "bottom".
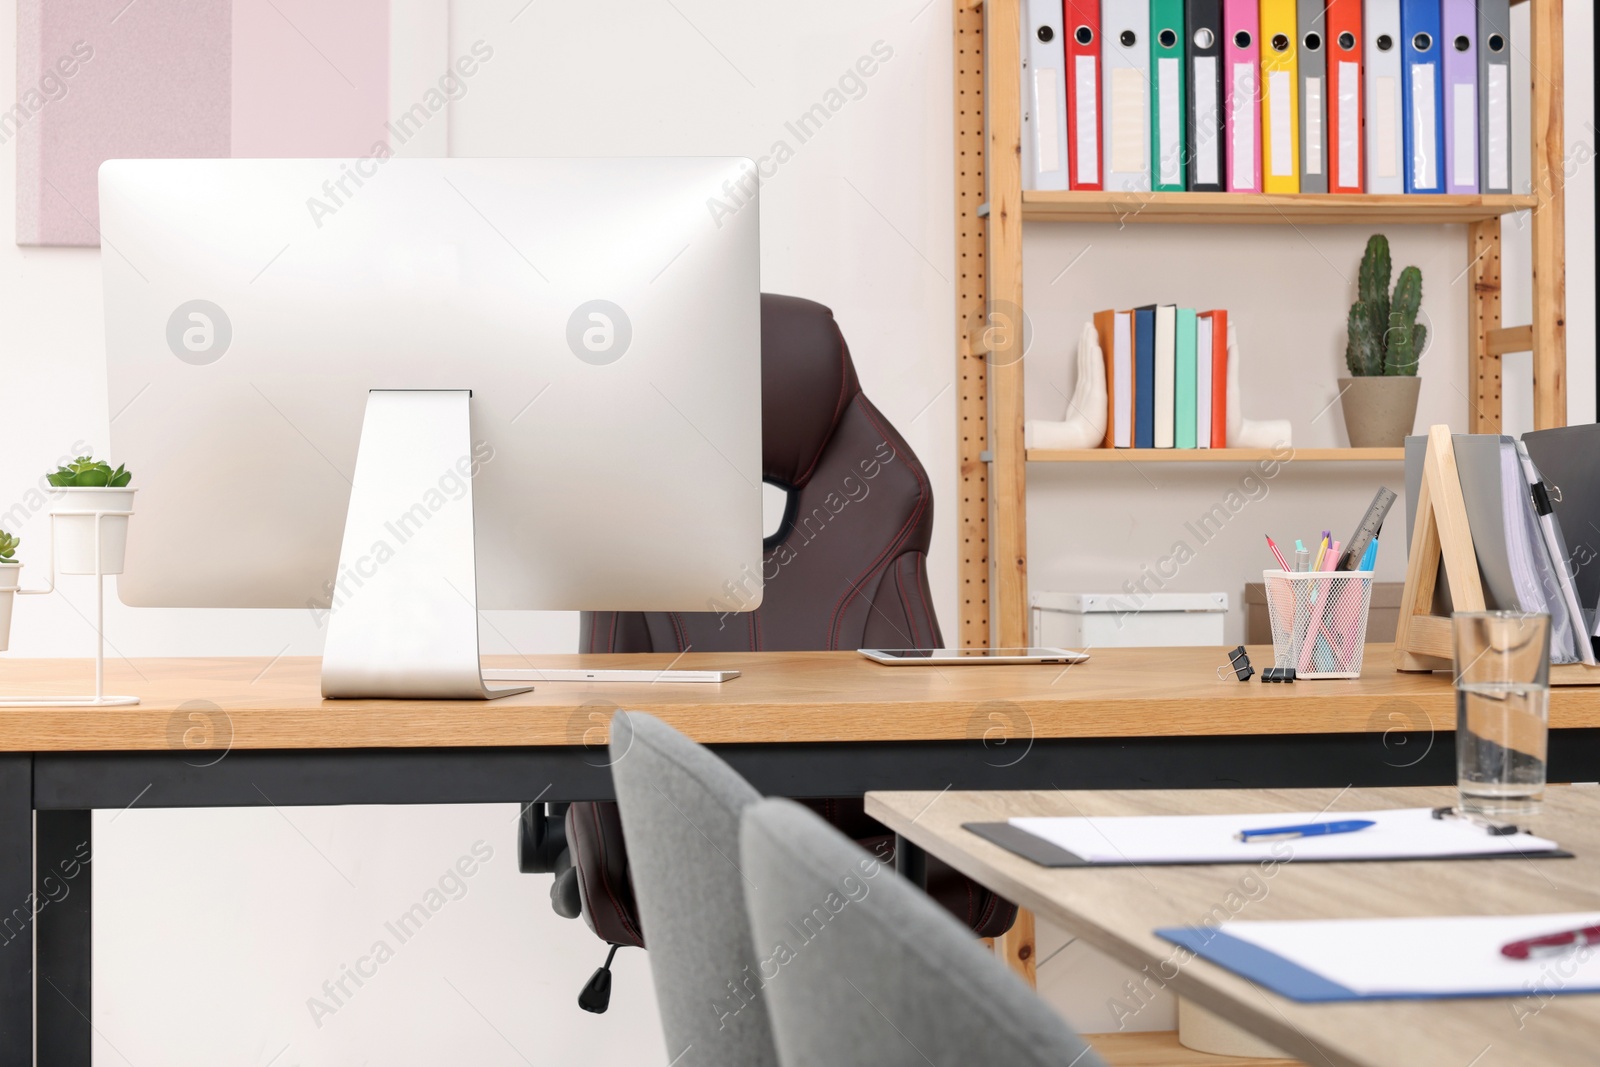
{"left": 996, "top": 908, "right": 1038, "bottom": 988}
{"left": 985, "top": 0, "right": 1029, "bottom": 648}
{"left": 955, "top": 0, "right": 992, "bottom": 651}
{"left": 1466, "top": 219, "right": 1503, "bottom": 433}
{"left": 1528, "top": 0, "right": 1566, "bottom": 429}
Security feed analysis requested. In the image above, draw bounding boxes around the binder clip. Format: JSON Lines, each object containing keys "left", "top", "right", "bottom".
{"left": 1430, "top": 806, "right": 1522, "bottom": 836}
{"left": 1219, "top": 646, "right": 1254, "bottom": 681}
{"left": 1262, "top": 667, "right": 1296, "bottom": 683}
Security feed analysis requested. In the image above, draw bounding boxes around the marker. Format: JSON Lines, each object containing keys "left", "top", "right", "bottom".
{"left": 1235, "top": 819, "right": 1376, "bottom": 843}
{"left": 1501, "top": 923, "right": 1600, "bottom": 961}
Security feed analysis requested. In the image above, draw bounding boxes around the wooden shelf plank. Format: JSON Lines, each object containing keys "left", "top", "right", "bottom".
{"left": 1027, "top": 448, "right": 1404, "bottom": 463}
{"left": 1021, "top": 190, "right": 1538, "bottom": 225}
{"left": 1083, "top": 1030, "right": 1304, "bottom": 1067}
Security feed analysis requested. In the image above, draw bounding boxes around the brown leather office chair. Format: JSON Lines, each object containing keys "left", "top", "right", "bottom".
{"left": 520, "top": 294, "right": 1015, "bottom": 1007}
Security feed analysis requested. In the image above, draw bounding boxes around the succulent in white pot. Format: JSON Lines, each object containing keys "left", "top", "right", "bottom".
{"left": 46, "top": 456, "right": 136, "bottom": 576}
{"left": 0, "top": 530, "right": 20, "bottom": 652}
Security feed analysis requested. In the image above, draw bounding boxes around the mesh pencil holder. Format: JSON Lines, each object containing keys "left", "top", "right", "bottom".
{"left": 1262, "top": 570, "right": 1375, "bottom": 679}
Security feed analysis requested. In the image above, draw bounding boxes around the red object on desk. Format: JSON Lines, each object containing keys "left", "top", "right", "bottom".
{"left": 1501, "top": 924, "right": 1600, "bottom": 961}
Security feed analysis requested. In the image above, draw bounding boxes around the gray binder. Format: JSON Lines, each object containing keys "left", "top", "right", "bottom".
{"left": 1296, "top": 0, "right": 1329, "bottom": 193}
{"left": 1477, "top": 0, "right": 1513, "bottom": 194}
{"left": 1522, "top": 424, "right": 1600, "bottom": 609}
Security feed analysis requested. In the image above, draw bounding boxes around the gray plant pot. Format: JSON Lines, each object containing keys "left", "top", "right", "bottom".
{"left": 1338, "top": 376, "right": 1422, "bottom": 448}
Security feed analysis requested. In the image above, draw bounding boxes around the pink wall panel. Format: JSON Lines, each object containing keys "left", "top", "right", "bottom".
{"left": 230, "top": 0, "right": 390, "bottom": 158}
{"left": 15, "top": 0, "right": 232, "bottom": 246}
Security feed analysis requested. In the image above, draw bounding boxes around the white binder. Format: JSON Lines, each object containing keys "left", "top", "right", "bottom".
{"left": 1363, "top": 0, "right": 1404, "bottom": 194}
{"left": 1101, "top": 0, "right": 1152, "bottom": 190}
{"left": 1022, "top": 0, "right": 1071, "bottom": 190}
{"left": 1196, "top": 314, "right": 1214, "bottom": 448}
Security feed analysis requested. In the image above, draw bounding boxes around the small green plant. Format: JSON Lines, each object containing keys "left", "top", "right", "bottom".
{"left": 46, "top": 455, "right": 132, "bottom": 488}
{"left": 0, "top": 530, "right": 18, "bottom": 564}
{"left": 1345, "top": 234, "right": 1426, "bottom": 377}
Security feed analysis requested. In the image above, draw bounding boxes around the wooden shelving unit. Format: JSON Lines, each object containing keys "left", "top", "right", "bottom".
{"left": 1028, "top": 448, "right": 1404, "bottom": 464}
{"left": 1022, "top": 190, "right": 1539, "bottom": 225}
{"left": 954, "top": 0, "right": 1569, "bottom": 652}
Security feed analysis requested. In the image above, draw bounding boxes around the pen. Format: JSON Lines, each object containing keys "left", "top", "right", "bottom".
{"left": 1501, "top": 924, "right": 1600, "bottom": 961}
{"left": 1265, "top": 535, "right": 1290, "bottom": 570}
{"left": 1312, "top": 537, "right": 1328, "bottom": 572}
{"left": 1235, "top": 819, "right": 1376, "bottom": 843}
{"left": 1357, "top": 538, "right": 1378, "bottom": 571}
{"left": 1322, "top": 540, "right": 1341, "bottom": 571}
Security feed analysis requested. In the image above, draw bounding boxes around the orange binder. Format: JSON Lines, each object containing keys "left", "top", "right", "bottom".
{"left": 1096, "top": 309, "right": 1116, "bottom": 448}
{"left": 1208, "top": 309, "right": 1228, "bottom": 447}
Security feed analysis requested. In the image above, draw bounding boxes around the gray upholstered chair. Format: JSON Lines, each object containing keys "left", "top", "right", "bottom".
{"left": 740, "top": 797, "right": 1107, "bottom": 1067}
{"left": 607, "top": 711, "right": 780, "bottom": 1067}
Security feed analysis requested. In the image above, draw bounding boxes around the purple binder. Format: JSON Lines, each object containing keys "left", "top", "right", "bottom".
{"left": 1441, "top": 0, "right": 1479, "bottom": 194}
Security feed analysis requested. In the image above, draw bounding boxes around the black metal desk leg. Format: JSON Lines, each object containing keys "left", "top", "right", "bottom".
{"left": 893, "top": 833, "right": 926, "bottom": 891}
{"left": 0, "top": 757, "right": 30, "bottom": 1066}
{"left": 36, "top": 811, "right": 92, "bottom": 1067}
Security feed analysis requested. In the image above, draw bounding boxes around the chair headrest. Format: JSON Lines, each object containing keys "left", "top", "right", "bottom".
{"left": 760, "top": 293, "right": 860, "bottom": 489}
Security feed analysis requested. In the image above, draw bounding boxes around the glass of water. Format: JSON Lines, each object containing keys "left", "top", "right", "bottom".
{"left": 1453, "top": 611, "right": 1550, "bottom": 816}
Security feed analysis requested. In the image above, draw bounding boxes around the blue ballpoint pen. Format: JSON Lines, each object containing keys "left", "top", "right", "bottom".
{"left": 1235, "top": 819, "right": 1376, "bottom": 843}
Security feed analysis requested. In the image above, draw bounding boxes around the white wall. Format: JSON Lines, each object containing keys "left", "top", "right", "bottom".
{"left": 0, "top": 1, "right": 1591, "bottom": 1062}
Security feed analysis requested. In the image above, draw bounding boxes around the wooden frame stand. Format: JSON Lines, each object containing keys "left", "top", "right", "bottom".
{"left": 1395, "top": 425, "right": 1600, "bottom": 684}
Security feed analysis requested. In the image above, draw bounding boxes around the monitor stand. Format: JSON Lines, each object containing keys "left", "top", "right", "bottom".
{"left": 321, "top": 390, "right": 531, "bottom": 699}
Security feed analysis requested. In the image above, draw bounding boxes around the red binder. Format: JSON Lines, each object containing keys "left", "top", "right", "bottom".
{"left": 1208, "top": 309, "right": 1229, "bottom": 446}
{"left": 1326, "top": 0, "right": 1364, "bottom": 192}
{"left": 1062, "top": 1, "right": 1103, "bottom": 190}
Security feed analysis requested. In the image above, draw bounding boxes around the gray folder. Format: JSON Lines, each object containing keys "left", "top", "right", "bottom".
{"left": 1477, "top": 0, "right": 1513, "bottom": 194}
{"left": 1296, "top": 0, "right": 1329, "bottom": 194}
{"left": 1522, "top": 424, "right": 1600, "bottom": 610}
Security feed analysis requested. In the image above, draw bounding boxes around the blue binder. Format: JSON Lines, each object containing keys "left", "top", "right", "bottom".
{"left": 1135, "top": 305, "right": 1156, "bottom": 449}
{"left": 1400, "top": 0, "right": 1444, "bottom": 193}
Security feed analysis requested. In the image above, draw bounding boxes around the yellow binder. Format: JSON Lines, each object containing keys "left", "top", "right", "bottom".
{"left": 1260, "top": 0, "right": 1301, "bottom": 193}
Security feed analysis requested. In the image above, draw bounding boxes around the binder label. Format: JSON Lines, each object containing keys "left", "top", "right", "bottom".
{"left": 1338, "top": 61, "right": 1360, "bottom": 187}
{"left": 1375, "top": 75, "right": 1400, "bottom": 179}
{"left": 1075, "top": 55, "right": 1100, "bottom": 184}
{"left": 1195, "top": 57, "right": 1221, "bottom": 184}
{"left": 1452, "top": 82, "right": 1477, "bottom": 187}
{"left": 1305, "top": 77, "right": 1323, "bottom": 175}
{"left": 1268, "top": 70, "right": 1293, "bottom": 176}
{"left": 1157, "top": 57, "right": 1181, "bottom": 184}
{"left": 1410, "top": 63, "right": 1438, "bottom": 189}
{"left": 1487, "top": 63, "right": 1509, "bottom": 190}
{"left": 1034, "top": 69, "right": 1064, "bottom": 172}
{"left": 1231, "top": 63, "right": 1256, "bottom": 189}
{"left": 1112, "top": 67, "right": 1148, "bottom": 173}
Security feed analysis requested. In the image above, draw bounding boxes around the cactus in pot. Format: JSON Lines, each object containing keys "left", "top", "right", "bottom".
{"left": 1340, "top": 235, "right": 1426, "bottom": 446}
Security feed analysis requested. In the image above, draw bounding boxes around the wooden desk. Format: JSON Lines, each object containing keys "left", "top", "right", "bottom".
{"left": 866, "top": 785, "right": 1600, "bottom": 1067}
{"left": 2, "top": 647, "right": 1597, "bottom": 1065}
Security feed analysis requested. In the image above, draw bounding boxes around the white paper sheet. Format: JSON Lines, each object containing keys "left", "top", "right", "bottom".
{"left": 1268, "top": 70, "right": 1292, "bottom": 176}
{"left": 1453, "top": 81, "right": 1477, "bottom": 187}
{"left": 1217, "top": 913, "right": 1600, "bottom": 996}
{"left": 1304, "top": 76, "right": 1323, "bottom": 175}
{"left": 1111, "top": 66, "right": 1148, "bottom": 173}
{"left": 1008, "top": 807, "right": 1561, "bottom": 864}
{"left": 1075, "top": 55, "right": 1100, "bottom": 183}
{"left": 1230, "top": 62, "right": 1256, "bottom": 188}
{"left": 1487, "top": 62, "right": 1509, "bottom": 190}
{"left": 1194, "top": 56, "right": 1221, "bottom": 183}
{"left": 1374, "top": 74, "right": 1400, "bottom": 179}
{"left": 1410, "top": 63, "right": 1438, "bottom": 188}
{"left": 1156, "top": 57, "right": 1181, "bottom": 183}
{"left": 1034, "top": 68, "right": 1063, "bottom": 173}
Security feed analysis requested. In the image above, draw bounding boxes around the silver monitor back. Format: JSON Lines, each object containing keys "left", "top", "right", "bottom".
{"left": 100, "top": 157, "right": 762, "bottom": 613}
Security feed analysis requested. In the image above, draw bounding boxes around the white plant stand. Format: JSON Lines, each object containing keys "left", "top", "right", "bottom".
{"left": 0, "top": 507, "right": 140, "bottom": 707}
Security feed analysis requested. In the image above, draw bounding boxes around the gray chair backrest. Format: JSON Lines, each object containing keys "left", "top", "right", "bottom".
{"left": 739, "top": 797, "right": 1106, "bottom": 1067}
{"left": 608, "top": 711, "right": 780, "bottom": 1067}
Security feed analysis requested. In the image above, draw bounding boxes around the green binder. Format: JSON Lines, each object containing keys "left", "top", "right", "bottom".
{"left": 1151, "top": 0, "right": 1188, "bottom": 190}
{"left": 1175, "top": 308, "right": 1198, "bottom": 448}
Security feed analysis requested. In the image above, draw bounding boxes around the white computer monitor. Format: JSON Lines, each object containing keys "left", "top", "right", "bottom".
{"left": 99, "top": 157, "right": 763, "bottom": 697}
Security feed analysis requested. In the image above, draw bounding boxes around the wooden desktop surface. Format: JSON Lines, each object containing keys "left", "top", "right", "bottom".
{"left": 1, "top": 644, "right": 1595, "bottom": 752}
{"left": 866, "top": 785, "right": 1600, "bottom": 1067}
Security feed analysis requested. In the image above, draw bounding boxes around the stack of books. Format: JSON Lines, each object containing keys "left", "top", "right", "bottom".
{"left": 1022, "top": 0, "right": 1513, "bottom": 196}
{"left": 1095, "top": 307, "right": 1229, "bottom": 450}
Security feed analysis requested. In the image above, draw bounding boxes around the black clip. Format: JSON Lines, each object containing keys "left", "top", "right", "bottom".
{"left": 1262, "top": 666, "right": 1297, "bottom": 683}
{"left": 1431, "top": 805, "right": 1521, "bottom": 835}
{"left": 1219, "top": 646, "right": 1254, "bottom": 681}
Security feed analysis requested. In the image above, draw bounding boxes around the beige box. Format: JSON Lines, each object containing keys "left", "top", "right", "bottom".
{"left": 1246, "top": 581, "right": 1404, "bottom": 645}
